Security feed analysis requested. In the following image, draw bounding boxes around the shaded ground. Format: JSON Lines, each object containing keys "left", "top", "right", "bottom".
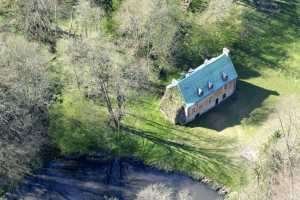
{"left": 5, "top": 159, "right": 222, "bottom": 200}
{"left": 234, "top": 0, "right": 300, "bottom": 76}
{"left": 188, "top": 80, "right": 279, "bottom": 131}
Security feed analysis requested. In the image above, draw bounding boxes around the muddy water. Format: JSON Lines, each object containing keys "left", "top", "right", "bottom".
{"left": 5, "top": 159, "right": 223, "bottom": 200}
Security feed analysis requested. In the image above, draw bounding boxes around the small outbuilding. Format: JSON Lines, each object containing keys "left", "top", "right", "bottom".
{"left": 160, "top": 48, "right": 238, "bottom": 124}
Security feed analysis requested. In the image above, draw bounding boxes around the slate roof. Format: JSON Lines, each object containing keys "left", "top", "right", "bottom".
{"left": 169, "top": 50, "right": 238, "bottom": 108}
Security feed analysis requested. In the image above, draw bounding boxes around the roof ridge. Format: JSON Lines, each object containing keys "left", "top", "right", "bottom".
{"left": 179, "top": 53, "right": 227, "bottom": 83}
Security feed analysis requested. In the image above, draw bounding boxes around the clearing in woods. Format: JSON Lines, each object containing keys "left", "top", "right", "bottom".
{"left": 123, "top": 0, "right": 300, "bottom": 188}
{"left": 51, "top": 0, "right": 300, "bottom": 190}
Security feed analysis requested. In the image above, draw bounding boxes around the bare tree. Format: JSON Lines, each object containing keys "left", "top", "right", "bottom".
{"left": 136, "top": 184, "right": 174, "bottom": 200}
{"left": 177, "top": 188, "right": 193, "bottom": 200}
{"left": 116, "top": 0, "right": 179, "bottom": 72}
{"left": 67, "top": 37, "right": 148, "bottom": 131}
{"left": 16, "top": 0, "right": 58, "bottom": 51}
{"left": 143, "top": 0, "right": 179, "bottom": 67}
{"left": 277, "top": 108, "right": 300, "bottom": 200}
{"left": 0, "top": 35, "right": 51, "bottom": 188}
{"left": 73, "top": 0, "right": 104, "bottom": 37}
{"left": 237, "top": 98, "right": 300, "bottom": 200}
{"left": 0, "top": 36, "right": 50, "bottom": 107}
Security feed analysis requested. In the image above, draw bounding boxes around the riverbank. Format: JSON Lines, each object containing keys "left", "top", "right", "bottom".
{"left": 4, "top": 156, "right": 223, "bottom": 200}
{"left": 77, "top": 155, "right": 230, "bottom": 195}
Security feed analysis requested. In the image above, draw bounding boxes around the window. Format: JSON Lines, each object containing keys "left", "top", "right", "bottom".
{"left": 208, "top": 81, "right": 214, "bottom": 89}
{"left": 223, "top": 93, "right": 227, "bottom": 99}
{"left": 197, "top": 88, "right": 204, "bottom": 96}
{"left": 188, "top": 107, "right": 193, "bottom": 116}
{"left": 197, "top": 103, "right": 202, "bottom": 110}
{"left": 215, "top": 98, "right": 219, "bottom": 105}
{"left": 196, "top": 103, "right": 202, "bottom": 113}
{"left": 222, "top": 72, "right": 228, "bottom": 81}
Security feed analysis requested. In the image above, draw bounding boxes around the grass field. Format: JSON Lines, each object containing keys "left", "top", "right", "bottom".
{"left": 122, "top": 67, "right": 300, "bottom": 187}
{"left": 0, "top": 0, "right": 299, "bottom": 197}
{"left": 49, "top": 0, "right": 300, "bottom": 192}
{"left": 121, "top": 1, "right": 300, "bottom": 188}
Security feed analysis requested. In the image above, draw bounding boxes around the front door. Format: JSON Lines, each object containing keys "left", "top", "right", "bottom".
{"left": 215, "top": 98, "right": 219, "bottom": 105}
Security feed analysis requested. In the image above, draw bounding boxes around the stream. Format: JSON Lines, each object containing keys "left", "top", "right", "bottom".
{"left": 5, "top": 158, "right": 223, "bottom": 200}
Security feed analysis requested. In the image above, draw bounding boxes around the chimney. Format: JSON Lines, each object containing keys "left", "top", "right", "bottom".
{"left": 188, "top": 68, "right": 194, "bottom": 74}
{"left": 223, "top": 48, "right": 230, "bottom": 56}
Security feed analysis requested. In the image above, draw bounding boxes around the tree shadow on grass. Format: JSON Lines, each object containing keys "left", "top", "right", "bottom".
{"left": 188, "top": 80, "right": 279, "bottom": 131}
{"left": 232, "top": 0, "right": 300, "bottom": 78}
{"left": 122, "top": 125, "right": 242, "bottom": 186}
{"left": 236, "top": 66, "right": 262, "bottom": 80}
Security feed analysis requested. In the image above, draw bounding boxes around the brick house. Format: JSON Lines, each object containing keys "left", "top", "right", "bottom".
{"left": 160, "top": 48, "right": 238, "bottom": 124}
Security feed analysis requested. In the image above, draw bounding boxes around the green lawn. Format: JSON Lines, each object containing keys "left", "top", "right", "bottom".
{"left": 119, "top": 63, "right": 300, "bottom": 191}
{"left": 0, "top": 0, "right": 299, "bottom": 197}
{"left": 121, "top": 1, "right": 300, "bottom": 185}
{"left": 49, "top": 0, "right": 300, "bottom": 192}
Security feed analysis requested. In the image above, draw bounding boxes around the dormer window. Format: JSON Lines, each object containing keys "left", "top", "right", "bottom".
{"left": 208, "top": 81, "right": 214, "bottom": 89}
{"left": 197, "top": 88, "right": 204, "bottom": 96}
{"left": 222, "top": 72, "right": 228, "bottom": 81}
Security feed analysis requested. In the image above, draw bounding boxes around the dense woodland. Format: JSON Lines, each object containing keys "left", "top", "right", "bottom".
{"left": 0, "top": 0, "right": 300, "bottom": 199}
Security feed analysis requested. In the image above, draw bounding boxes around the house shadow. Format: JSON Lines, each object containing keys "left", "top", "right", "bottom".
{"left": 187, "top": 80, "right": 279, "bottom": 131}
